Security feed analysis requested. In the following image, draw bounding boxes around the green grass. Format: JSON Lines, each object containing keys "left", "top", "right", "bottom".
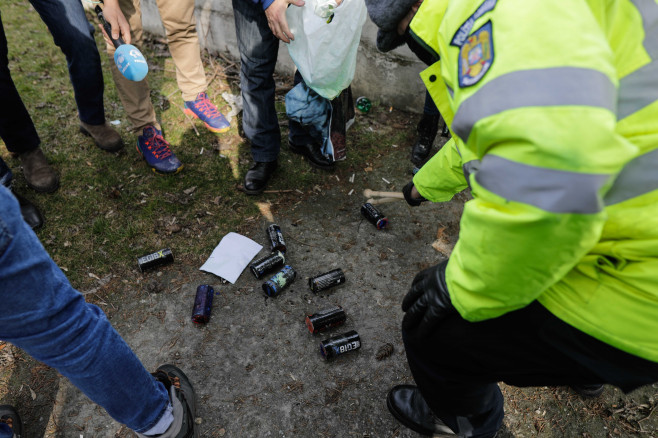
{"left": 0, "top": 0, "right": 416, "bottom": 291}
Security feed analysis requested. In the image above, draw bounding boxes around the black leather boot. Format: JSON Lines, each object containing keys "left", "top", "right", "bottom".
{"left": 410, "top": 114, "right": 440, "bottom": 166}
{"left": 288, "top": 140, "right": 334, "bottom": 170}
{"left": 243, "top": 161, "right": 278, "bottom": 195}
{"left": 386, "top": 385, "right": 456, "bottom": 436}
{"left": 12, "top": 190, "right": 44, "bottom": 229}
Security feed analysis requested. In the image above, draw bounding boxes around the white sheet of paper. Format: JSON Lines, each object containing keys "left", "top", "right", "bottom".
{"left": 199, "top": 232, "right": 263, "bottom": 284}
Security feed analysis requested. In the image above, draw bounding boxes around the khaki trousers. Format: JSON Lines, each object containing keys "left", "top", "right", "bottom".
{"left": 106, "top": 0, "right": 207, "bottom": 131}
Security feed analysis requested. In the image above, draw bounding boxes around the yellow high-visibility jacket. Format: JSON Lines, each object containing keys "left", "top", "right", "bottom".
{"left": 411, "top": 0, "right": 658, "bottom": 362}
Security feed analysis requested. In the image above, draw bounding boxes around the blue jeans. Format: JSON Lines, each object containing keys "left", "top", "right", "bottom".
{"left": 29, "top": 0, "right": 106, "bottom": 127}
{"left": 232, "top": 0, "right": 306, "bottom": 162}
{"left": 0, "top": 185, "right": 169, "bottom": 435}
{"left": 288, "top": 70, "right": 318, "bottom": 146}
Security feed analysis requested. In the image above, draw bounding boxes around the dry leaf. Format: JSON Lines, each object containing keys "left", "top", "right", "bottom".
{"left": 432, "top": 239, "right": 453, "bottom": 257}
{"left": 166, "top": 224, "right": 182, "bottom": 234}
{"left": 376, "top": 343, "right": 394, "bottom": 360}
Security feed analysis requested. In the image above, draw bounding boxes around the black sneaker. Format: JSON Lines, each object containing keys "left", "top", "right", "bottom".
{"left": 0, "top": 405, "right": 23, "bottom": 438}
{"left": 152, "top": 365, "right": 198, "bottom": 438}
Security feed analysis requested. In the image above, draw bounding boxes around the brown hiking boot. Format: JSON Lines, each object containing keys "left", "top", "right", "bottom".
{"left": 19, "top": 148, "right": 59, "bottom": 193}
{"left": 79, "top": 121, "right": 124, "bottom": 152}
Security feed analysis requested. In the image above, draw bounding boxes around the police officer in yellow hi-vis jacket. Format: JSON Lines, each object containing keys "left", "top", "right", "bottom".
{"left": 376, "top": 0, "right": 658, "bottom": 436}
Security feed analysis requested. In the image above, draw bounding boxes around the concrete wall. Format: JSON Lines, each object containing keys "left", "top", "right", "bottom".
{"left": 140, "top": 0, "right": 426, "bottom": 112}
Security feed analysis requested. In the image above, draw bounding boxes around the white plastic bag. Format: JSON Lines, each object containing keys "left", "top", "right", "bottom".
{"left": 286, "top": 0, "right": 367, "bottom": 100}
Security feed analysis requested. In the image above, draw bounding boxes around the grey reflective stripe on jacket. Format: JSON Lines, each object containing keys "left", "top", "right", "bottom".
{"left": 451, "top": 68, "right": 616, "bottom": 142}
{"left": 619, "top": 0, "right": 658, "bottom": 120}
{"left": 469, "top": 149, "right": 658, "bottom": 211}
{"left": 473, "top": 155, "right": 610, "bottom": 214}
{"left": 604, "top": 148, "right": 658, "bottom": 205}
{"left": 632, "top": 0, "right": 658, "bottom": 59}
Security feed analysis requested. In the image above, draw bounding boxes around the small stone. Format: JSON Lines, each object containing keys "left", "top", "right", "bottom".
{"left": 195, "top": 417, "right": 202, "bottom": 425}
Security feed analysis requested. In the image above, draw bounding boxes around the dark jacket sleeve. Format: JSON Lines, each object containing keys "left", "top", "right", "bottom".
{"left": 365, "top": 0, "right": 418, "bottom": 30}
{"left": 365, "top": 0, "right": 421, "bottom": 52}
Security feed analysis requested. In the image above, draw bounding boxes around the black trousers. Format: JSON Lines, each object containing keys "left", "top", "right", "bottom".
{"left": 403, "top": 301, "right": 658, "bottom": 438}
{"left": 0, "top": 12, "right": 40, "bottom": 154}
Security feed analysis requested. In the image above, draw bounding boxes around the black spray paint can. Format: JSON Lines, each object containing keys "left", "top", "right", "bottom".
{"left": 361, "top": 203, "right": 388, "bottom": 230}
{"left": 250, "top": 251, "right": 285, "bottom": 279}
{"left": 137, "top": 248, "right": 174, "bottom": 272}
{"left": 305, "top": 306, "right": 346, "bottom": 334}
{"left": 191, "top": 284, "right": 215, "bottom": 324}
{"left": 308, "top": 268, "right": 346, "bottom": 294}
{"left": 266, "top": 224, "right": 287, "bottom": 253}
{"left": 320, "top": 330, "right": 361, "bottom": 360}
{"left": 262, "top": 265, "right": 296, "bottom": 297}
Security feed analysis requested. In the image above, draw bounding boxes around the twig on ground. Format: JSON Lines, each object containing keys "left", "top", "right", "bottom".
{"left": 218, "top": 53, "right": 236, "bottom": 70}
{"left": 173, "top": 102, "right": 200, "bottom": 136}
{"left": 206, "top": 63, "right": 226, "bottom": 89}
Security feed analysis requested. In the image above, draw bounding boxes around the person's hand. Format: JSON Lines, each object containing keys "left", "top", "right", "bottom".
{"left": 265, "top": 0, "right": 305, "bottom": 43}
{"left": 397, "top": 0, "right": 422, "bottom": 35}
{"left": 402, "top": 182, "right": 426, "bottom": 206}
{"left": 99, "top": 0, "right": 131, "bottom": 45}
{"left": 402, "top": 260, "right": 456, "bottom": 337}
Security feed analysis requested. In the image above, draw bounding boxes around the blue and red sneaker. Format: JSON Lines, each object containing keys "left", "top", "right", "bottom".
{"left": 136, "top": 126, "right": 184, "bottom": 174}
{"left": 183, "top": 92, "right": 230, "bottom": 133}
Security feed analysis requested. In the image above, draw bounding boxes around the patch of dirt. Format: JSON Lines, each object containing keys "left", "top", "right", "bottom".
{"left": 3, "top": 113, "right": 657, "bottom": 438}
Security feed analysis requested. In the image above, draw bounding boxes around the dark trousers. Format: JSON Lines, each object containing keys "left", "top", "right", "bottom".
{"left": 28, "top": 0, "right": 106, "bottom": 126}
{"left": 403, "top": 301, "right": 658, "bottom": 438}
{"left": 232, "top": 0, "right": 305, "bottom": 162}
{"left": 0, "top": 157, "right": 12, "bottom": 188}
{"left": 0, "top": 12, "right": 40, "bottom": 155}
{"left": 423, "top": 90, "right": 439, "bottom": 116}
{"left": 0, "top": 0, "right": 105, "bottom": 155}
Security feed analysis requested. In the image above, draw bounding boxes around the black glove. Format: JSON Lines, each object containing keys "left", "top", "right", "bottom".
{"left": 402, "top": 182, "right": 426, "bottom": 207}
{"left": 402, "top": 260, "right": 456, "bottom": 337}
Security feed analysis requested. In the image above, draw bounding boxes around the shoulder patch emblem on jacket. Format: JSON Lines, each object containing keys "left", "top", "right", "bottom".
{"left": 451, "top": 0, "right": 497, "bottom": 47}
{"left": 458, "top": 20, "right": 494, "bottom": 88}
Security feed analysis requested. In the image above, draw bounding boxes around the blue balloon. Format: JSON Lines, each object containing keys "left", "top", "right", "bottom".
{"left": 114, "top": 44, "right": 148, "bottom": 82}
